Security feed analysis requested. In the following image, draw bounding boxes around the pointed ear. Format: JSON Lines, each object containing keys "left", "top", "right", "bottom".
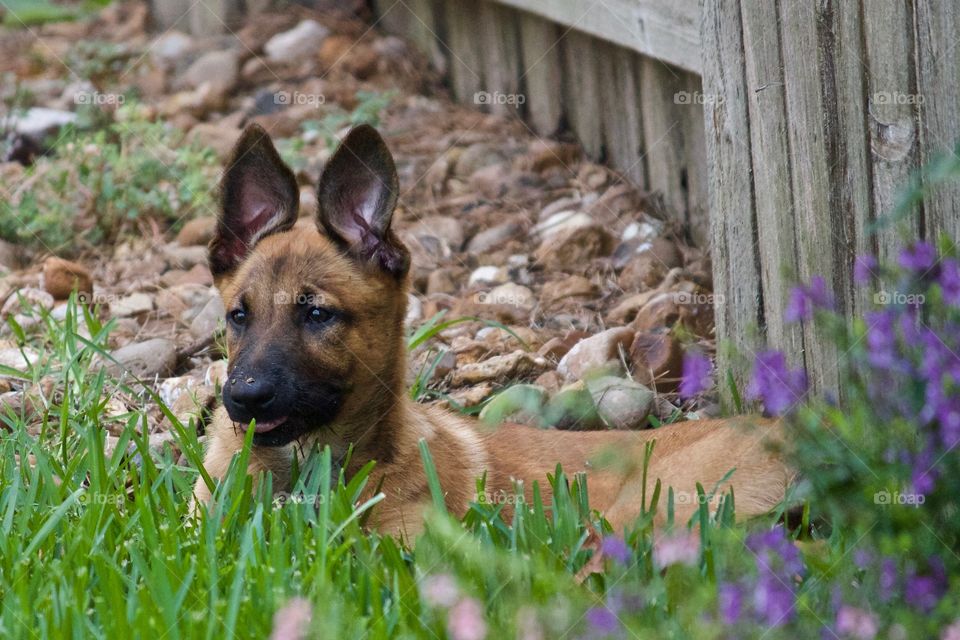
{"left": 316, "top": 125, "right": 409, "bottom": 277}
{"left": 209, "top": 124, "right": 299, "bottom": 278}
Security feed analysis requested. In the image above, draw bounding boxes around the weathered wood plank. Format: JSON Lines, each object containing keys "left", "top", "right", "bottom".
{"left": 778, "top": 0, "right": 842, "bottom": 396}
{"left": 639, "top": 56, "right": 685, "bottom": 220}
{"left": 701, "top": 0, "right": 762, "bottom": 406}
{"left": 561, "top": 30, "right": 604, "bottom": 158}
{"left": 598, "top": 42, "right": 645, "bottom": 187}
{"left": 493, "top": 0, "right": 701, "bottom": 74}
{"left": 914, "top": 0, "right": 960, "bottom": 244}
{"left": 477, "top": 1, "right": 522, "bottom": 117}
{"left": 739, "top": 0, "right": 804, "bottom": 370}
{"left": 677, "top": 71, "right": 709, "bottom": 246}
{"left": 444, "top": 0, "right": 485, "bottom": 104}
{"left": 517, "top": 11, "right": 563, "bottom": 136}
{"left": 863, "top": 0, "right": 921, "bottom": 264}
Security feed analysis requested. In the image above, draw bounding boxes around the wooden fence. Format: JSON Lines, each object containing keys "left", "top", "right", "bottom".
{"left": 151, "top": 0, "right": 960, "bottom": 404}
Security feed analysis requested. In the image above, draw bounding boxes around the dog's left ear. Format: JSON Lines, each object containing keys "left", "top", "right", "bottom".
{"left": 210, "top": 124, "right": 300, "bottom": 279}
{"left": 316, "top": 125, "right": 409, "bottom": 277}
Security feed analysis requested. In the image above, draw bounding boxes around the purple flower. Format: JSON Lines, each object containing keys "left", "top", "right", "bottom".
{"left": 899, "top": 241, "right": 937, "bottom": 273}
{"left": 905, "top": 558, "right": 948, "bottom": 613}
{"left": 939, "top": 259, "right": 960, "bottom": 306}
{"left": 447, "top": 598, "right": 487, "bottom": 640}
{"left": 835, "top": 605, "right": 879, "bottom": 640}
{"left": 585, "top": 607, "right": 620, "bottom": 636}
{"left": 753, "top": 570, "right": 796, "bottom": 627}
{"left": 718, "top": 583, "right": 743, "bottom": 625}
{"left": 747, "top": 351, "right": 808, "bottom": 415}
{"left": 679, "top": 352, "right": 712, "bottom": 399}
{"left": 879, "top": 558, "right": 898, "bottom": 600}
{"left": 601, "top": 536, "right": 631, "bottom": 566}
{"left": 653, "top": 531, "right": 699, "bottom": 570}
{"left": 853, "top": 549, "right": 873, "bottom": 570}
{"left": 785, "top": 276, "right": 835, "bottom": 323}
{"left": 854, "top": 255, "right": 879, "bottom": 285}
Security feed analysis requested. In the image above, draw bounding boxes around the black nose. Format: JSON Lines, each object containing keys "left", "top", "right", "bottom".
{"left": 228, "top": 376, "right": 277, "bottom": 413}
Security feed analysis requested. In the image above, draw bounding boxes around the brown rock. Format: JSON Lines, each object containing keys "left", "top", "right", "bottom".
{"left": 176, "top": 216, "right": 217, "bottom": 247}
{"left": 618, "top": 238, "right": 683, "bottom": 291}
{"left": 42, "top": 257, "right": 93, "bottom": 301}
{"left": 533, "top": 225, "right": 614, "bottom": 272}
{"left": 537, "top": 330, "right": 590, "bottom": 362}
{"left": 557, "top": 327, "right": 634, "bottom": 382}
{"left": 631, "top": 287, "right": 714, "bottom": 337}
{"left": 451, "top": 350, "right": 549, "bottom": 386}
{"left": 629, "top": 331, "right": 683, "bottom": 391}
{"left": 541, "top": 275, "right": 597, "bottom": 307}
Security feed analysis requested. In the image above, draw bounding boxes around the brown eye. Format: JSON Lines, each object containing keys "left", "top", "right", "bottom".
{"left": 307, "top": 307, "right": 334, "bottom": 325}
{"left": 229, "top": 308, "right": 247, "bottom": 327}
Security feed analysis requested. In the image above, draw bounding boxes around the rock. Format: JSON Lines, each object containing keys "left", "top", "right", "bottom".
{"left": 171, "top": 384, "right": 216, "bottom": 427}
{"left": 544, "top": 382, "right": 603, "bottom": 430}
{"left": 0, "top": 346, "right": 39, "bottom": 373}
{"left": 408, "top": 215, "right": 464, "bottom": 252}
{"left": 0, "top": 239, "right": 21, "bottom": 271}
{"left": 541, "top": 276, "right": 597, "bottom": 307}
{"left": 11, "top": 107, "right": 77, "bottom": 138}
{"left": 451, "top": 350, "right": 549, "bottom": 386}
{"left": 586, "top": 375, "right": 654, "bottom": 429}
{"left": 479, "top": 384, "right": 545, "bottom": 426}
{"left": 426, "top": 268, "right": 464, "bottom": 295}
{"left": 445, "top": 383, "right": 494, "bottom": 409}
{"left": 537, "top": 331, "right": 589, "bottom": 362}
{"left": 557, "top": 327, "right": 634, "bottom": 382}
{"left": 478, "top": 283, "right": 534, "bottom": 310}
{"left": 159, "top": 264, "right": 213, "bottom": 287}
{"left": 176, "top": 216, "right": 217, "bottom": 247}
{"left": 164, "top": 244, "right": 208, "bottom": 269}
{"left": 189, "top": 295, "right": 225, "bottom": 339}
{"left": 468, "top": 266, "right": 509, "bottom": 286}
{"left": 534, "top": 211, "right": 593, "bottom": 239}
{"left": 467, "top": 221, "right": 522, "bottom": 254}
{"left": 533, "top": 225, "right": 614, "bottom": 272}
{"left": 110, "top": 292, "right": 153, "bottom": 317}
{"left": 264, "top": 19, "right": 330, "bottom": 64}
{"left": 533, "top": 370, "right": 563, "bottom": 394}
{"left": 42, "top": 257, "right": 93, "bottom": 301}
{"left": 618, "top": 238, "right": 683, "bottom": 291}
{"left": 632, "top": 287, "right": 714, "bottom": 337}
{"left": 158, "top": 374, "right": 199, "bottom": 407}
{"left": 150, "top": 31, "right": 194, "bottom": 67}
{"left": 107, "top": 338, "right": 177, "bottom": 379}
{"left": 454, "top": 143, "right": 506, "bottom": 177}
{"left": 405, "top": 293, "right": 423, "bottom": 328}
{"left": 179, "top": 50, "right": 240, "bottom": 96}
{"left": 1, "top": 287, "right": 54, "bottom": 318}
{"left": 630, "top": 331, "right": 683, "bottom": 391}
{"left": 205, "top": 359, "right": 228, "bottom": 387}
{"left": 185, "top": 124, "right": 240, "bottom": 161}
{"left": 607, "top": 290, "right": 662, "bottom": 325}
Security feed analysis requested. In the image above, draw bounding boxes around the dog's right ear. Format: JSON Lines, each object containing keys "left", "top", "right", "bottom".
{"left": 316, "top": 125, "right": 409, "bottom": 278}
{"left": 209, "top": 124, "right": 299, "bottom": 279}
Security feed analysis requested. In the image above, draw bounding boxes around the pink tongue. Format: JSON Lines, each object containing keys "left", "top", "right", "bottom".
{"left": 246, "top": 417, "right": 287, "bottom": 433}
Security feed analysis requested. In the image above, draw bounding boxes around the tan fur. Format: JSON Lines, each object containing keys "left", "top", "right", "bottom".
{"left": 195, "top": 222, "right": 793, "bottom": 537}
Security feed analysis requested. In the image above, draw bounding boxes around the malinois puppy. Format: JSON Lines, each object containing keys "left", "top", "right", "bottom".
{"left": 194, "top": 123, "right": 794, "bottom": 536}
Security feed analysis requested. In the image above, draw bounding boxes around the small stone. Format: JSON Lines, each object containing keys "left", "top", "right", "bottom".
{"left": 454, "top": 143, "right": 506, "bottom": 177}
{"left": 533, "top": 225, "right": 614, "bottom": 272}
{"left": 185, "top": 124, "right": 240, "bottom": 161}
{"left": 164, "top": 244, "right": 208, "bottom": 270}
{"left": 586, "top": 375, "right": 654, "bottom": 429}
{"left": 176, "top": 216, "right": 217, "bottom": 247}
{"left": 1, "top": 287, "right": 54, "bottom": 318}
{"left": 537, "top": 331, "right": 589, "bottom": 362}
{"left": 478, "top": 384, "right": 545, "bottom": 426}
{"left": 265, "top": 19, "right": 330, "bottom": 64}
{"left": 618, "top": 238, "right": 683, "bottom": 291}
{"left": 42, "top": 257, "right": 93, "bottom": 301}
{"left": 11, "top": 107, "right": 76, "bottom": 138}
{"left": 629, "top": 331, "right": 683, "bottom": 391}
{"left": 541, "top": 276, "right": 596, "bottom": 307}
{"left": 0, "top": 346, "right": 39, "bottom": 373}
{"left": 451, "top": 350, "right": 549, "bottom": 386}
{"left": 533, "top": 211, "right": 593, "bottom": 239}
{"left": 478, "top": 283, "right": 534, "bottom": 310}
{"left": 189, "top": 295, "right": 225, "bottom": 339}
{"left": 180, "top": 50, "right": 240, "bottom": 96}
{"left": 543, "top": 381, "right": 603, "bottom": 430}
{"left": 150, "top": 31, "right": 194, "bottom": 67}
{"left": 107, "top": 338, "right": 178, "bottom": 379}
{"left": 557, "top": 327, "right": 634, "bottom": 382}
{"left": 467, "top": 221, "right": 522, "bottom": 254}
{"left": 110, "top": 292, "right": 153, "bottom": 317}
{"left": 468, "top": 266, "right": 509, "bottom": 286}
{"left": 205, "top": 359, "right": 228, "bottom": 387}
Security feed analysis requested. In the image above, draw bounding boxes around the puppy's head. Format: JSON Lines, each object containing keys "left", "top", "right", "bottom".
{"left": 209, "top": 124, "right": 410, "bottom": 447}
